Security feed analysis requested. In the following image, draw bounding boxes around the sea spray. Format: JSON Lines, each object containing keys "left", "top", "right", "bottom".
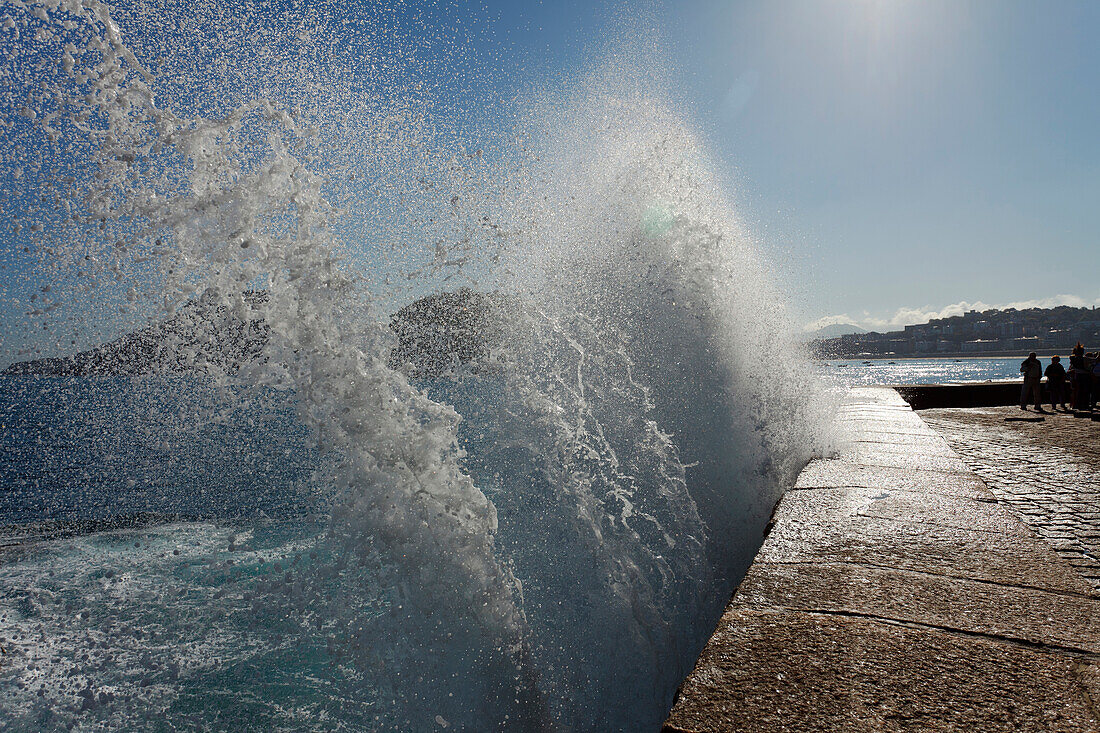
{"left": 499, "top": 66, "right": 834, "bottom": 585}
{"left": 0, "top": 2, "right": 835, "bottom": 730}
{"left": 3, "top": 1, "right": 542, "bottom": 728}
{"left": 449, "top": 75, "right": 839, "bottom": 727}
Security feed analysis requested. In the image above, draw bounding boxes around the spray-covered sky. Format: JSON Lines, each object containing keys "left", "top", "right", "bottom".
{"left": 335, "top": 0, "right": 1100, "bottom": 332}
{"left": 489, "top": 0, "right": 1100, "bottom": 332}
{"left": 2, "top": 0, "right": 1097, "bottom": 360}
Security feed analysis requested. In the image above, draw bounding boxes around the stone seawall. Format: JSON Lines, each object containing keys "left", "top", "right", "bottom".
{"left": 895, "top": 380, "right": 1058, "bottom": 410}
{"left": 662, "top": 386, "right": 1100, "bottom": 732}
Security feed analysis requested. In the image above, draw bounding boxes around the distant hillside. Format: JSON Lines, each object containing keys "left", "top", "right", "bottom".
{"left": 2, "top": 288, "right": 501, "bottom": 379}
{"left": 811, "top": 304, "right": 1100, "bottom": 358}
{"left": 2, "top": 291, "right": 270, "bottom": 377}
{"left": 388, "top": 288, "right": 508, "bottom": 377}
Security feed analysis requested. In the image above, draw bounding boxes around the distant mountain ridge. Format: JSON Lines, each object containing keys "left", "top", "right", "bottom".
{"left": 2, "top": 288, "right": 500, "bottom": 379}
{"left": 2, "top": 291, "right": 270, "bottom": 377}
{"left": 804, "top": 322, "right": 867, "bottom": 340}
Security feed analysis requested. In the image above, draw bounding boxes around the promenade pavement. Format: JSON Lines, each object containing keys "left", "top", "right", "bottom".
{"left": 922, "top": 406, "right": 1100, "bottom": 590}
{"left": 663, "top": 387, "right": 1100, "bottom": 733}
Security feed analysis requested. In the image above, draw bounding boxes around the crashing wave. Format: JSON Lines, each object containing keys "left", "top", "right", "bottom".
{"left": 0, "top": 1, "right": 834, "bottom": 730}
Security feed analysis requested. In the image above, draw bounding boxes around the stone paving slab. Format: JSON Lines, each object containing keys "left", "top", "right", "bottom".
{"left": 833, "top": 447, "right": 970, "bottom": 474}
{"left": 738, "top": 562, "right": 1100, "bottom": 654}
{"left": 794, "top": 461, "right": 990, "bottom": 499}
{"left": 664, "top": 387, "right": 1100, "bottom": 733}
{"left": 758, "top": 488, "right": 1091, "bottom": 595}
{"left": 847, "top": 387, "right": 911, "bottom": 404}
{"left": 848, "top": 434, "right": 958, "bottom": 450}
{"left": 664, "top": 609, "right": 1100, "bottom": 733}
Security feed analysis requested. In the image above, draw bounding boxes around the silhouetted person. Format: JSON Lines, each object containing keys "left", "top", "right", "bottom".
{"left": 1019, "top": 352, "right": 1043, "bottom": 411}
{"left": 1069, "top": 342, "right": 1085, "bottom": 408}
{"left": 1089, "top": 352, "right": 1100, "bottom": 411}
{"left": 1073, "top": 343, "right": 1091, "bottom": 411}
{"left": 1045, "top": 355, "right": 1067, "bottom": 411}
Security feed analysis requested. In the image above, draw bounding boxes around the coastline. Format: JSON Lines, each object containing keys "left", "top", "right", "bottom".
{"left": 816, "top": 350, "right": 1089, "bottom": 361}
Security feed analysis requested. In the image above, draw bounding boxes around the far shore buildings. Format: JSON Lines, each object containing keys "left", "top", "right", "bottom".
{"left": 813, "top": 305, "right": 1100, "bottom": 358}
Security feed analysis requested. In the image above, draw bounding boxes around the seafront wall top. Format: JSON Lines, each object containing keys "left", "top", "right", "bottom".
{"left": 662, "top": 386, "right": 1100, "bottom": 732}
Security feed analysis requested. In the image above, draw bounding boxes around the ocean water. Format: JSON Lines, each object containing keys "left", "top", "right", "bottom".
{"left": 1, "top": 363, "right": 817, "bottom": 731}
{"left": 0, "top": 2, "right": 835, "bottom": 731}
{"left": 0, "top": 377, "right": 320, "bottom": 526}
{"left": 818, "top": 356, "right": 1031, "bottom": 386}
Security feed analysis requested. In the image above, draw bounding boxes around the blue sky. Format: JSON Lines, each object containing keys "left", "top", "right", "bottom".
{"left": 656, "top": 0, "right": 1100, "bottom": 332}
{"left": 2, "top": 0, "right": 1099, "bottom": 363}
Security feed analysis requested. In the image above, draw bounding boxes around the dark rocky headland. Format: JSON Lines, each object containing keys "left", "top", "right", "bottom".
{"left": 2, "top": 288, "right": 502, "bottom": 379}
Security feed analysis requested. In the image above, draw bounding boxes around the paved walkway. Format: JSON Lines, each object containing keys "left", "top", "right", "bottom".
{"left": 922, "top": 406, "right": 1100, "bottom": 590}
{"left": 663, "top": 387, "right": 1100, "bottom": 733}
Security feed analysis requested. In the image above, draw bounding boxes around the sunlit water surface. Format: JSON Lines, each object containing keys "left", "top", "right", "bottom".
{"left": 817, "top": 357, "right": 1030, "bottom": 386}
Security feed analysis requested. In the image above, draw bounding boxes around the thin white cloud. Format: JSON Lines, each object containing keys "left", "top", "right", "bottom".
{"left": 807, "top": 294, "right": 1100, "bottom": 333}
{"left": 802, "top": 314, "right": 861, "bottom": 332}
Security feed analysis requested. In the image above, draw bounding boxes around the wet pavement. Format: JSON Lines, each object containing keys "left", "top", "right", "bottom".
{"left": 922, "top": 406, "right": 1100, "bottom": 590}
{"left": 663, "top": 387, "right": 1100, "bottom": 733}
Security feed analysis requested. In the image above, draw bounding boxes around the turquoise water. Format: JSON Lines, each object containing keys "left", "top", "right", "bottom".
{"left": 818, "top": 356, "right": 1034, "bottom": 386}
{"left": 0, "top": 372, "right": 744, "bottom": 731}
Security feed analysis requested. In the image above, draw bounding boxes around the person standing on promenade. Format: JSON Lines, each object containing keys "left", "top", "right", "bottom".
{"left": 1086, "top": 349, "right": 1095, "bottom": 407}
{"left": 1069, "top": 343, "right": 1085, "bottom": 408}
{"left": 1079, "top": 351, "right": 1094, "bottom": 411}
{"left": 1077, "top": 349, "right": 1093, "bottom": 411}
{"left": 1020, "top": 352, "right": 1043, "bottom": 411}
{"left": 1045, "top": 355, "right": 1067, "bottom": 411}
